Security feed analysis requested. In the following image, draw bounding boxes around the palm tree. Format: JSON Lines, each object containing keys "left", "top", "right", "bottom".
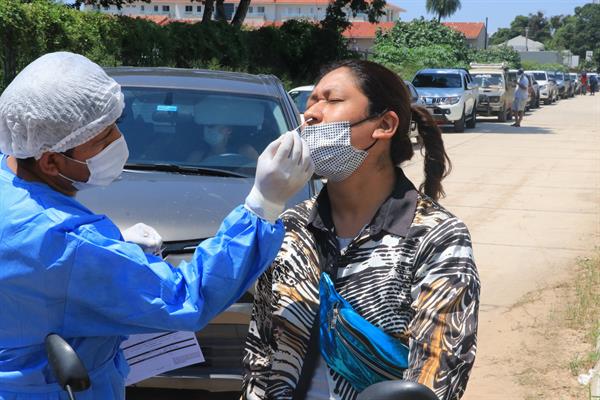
{"left": 425, "top": 0, "right": 461, "bottom": 22}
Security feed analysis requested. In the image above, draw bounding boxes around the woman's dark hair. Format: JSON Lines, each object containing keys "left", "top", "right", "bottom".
{"left": 316, "top": 59, "right": 452, "bottom": 200}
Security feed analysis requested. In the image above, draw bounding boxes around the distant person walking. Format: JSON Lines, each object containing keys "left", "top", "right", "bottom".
{"left": 589, "top": 74, "right": 598, "bottom": 96}
{"left": 511, "top": 68, "right": 528, "bottom": 127}
{"left": 581, "top": 72, "right": 588, "bottom": 95}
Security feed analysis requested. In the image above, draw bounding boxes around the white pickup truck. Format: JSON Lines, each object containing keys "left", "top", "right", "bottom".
{"left": 412, "top": 68, "right": 478, "bottom": 133}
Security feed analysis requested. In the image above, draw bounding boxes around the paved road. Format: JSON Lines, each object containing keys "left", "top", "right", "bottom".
{"left": 127, "top": 94, "right": 600, "bottom": 399}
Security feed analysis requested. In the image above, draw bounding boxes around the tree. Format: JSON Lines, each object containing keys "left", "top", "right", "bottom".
{"left": 471, "top": 46, "right": 521, "bottom": 68}
{"left": 371, "top": 18, "right": 471, "bottom": 79}
{"left": 425, "top": 0, "right": 461, "bottom": 23}
{"left": 322, "top": 0, "right": 387, "bottom": 32}
{"left": 553, "top": 3, "right": 600, "bottom": 70}
{"left": 489, "top": 12, "right": 551, "bottom": 45}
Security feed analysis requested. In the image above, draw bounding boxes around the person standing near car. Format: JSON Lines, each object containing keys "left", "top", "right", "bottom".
{"left": 589, "top": 73, "right": 598, "bottom": 96}
{"left": 241, "top": 60, "right": 479, "bottom": 400}
{"left": 0, "top": 52, "right": 314, "bottom": 400}
{"left": 511, "top": 68, "right": 529, "bottom": 127}
{"left": 581, "top": 72, "right": 588, "bottom": 95}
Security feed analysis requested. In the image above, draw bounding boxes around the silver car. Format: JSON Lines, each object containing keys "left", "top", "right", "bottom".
{"left": 77, "top": 67, "right": 321, "bottom": 392}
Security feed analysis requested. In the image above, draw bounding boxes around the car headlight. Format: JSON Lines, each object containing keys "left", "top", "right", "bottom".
{"left": 488, "top": 96, "right": 501, "bottom": 103}
{"left": 439, "top": 96, "right": 460, "bottom": 105}
{"left": 539, "top": 84, "right": 547, "bottom": 90}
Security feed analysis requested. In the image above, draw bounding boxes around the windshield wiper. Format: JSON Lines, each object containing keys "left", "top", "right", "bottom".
{"left": 124, "top": 163, "right": 249, "bottom": 178}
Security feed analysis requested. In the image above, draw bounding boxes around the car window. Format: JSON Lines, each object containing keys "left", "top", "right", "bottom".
{"left": 118, "top": 88, "right": 288, "bottom": 176}
{"left": 471, "top": 73, "right": 504, "bottom": 88}
{"left": 413, "top": 73, "right": 462, "bottom": 88}
{"left": 533, "top": 72, "right": 546, "bottom": 81}
{"left": 289, "top": 89, "right": 312, "bottom": 113}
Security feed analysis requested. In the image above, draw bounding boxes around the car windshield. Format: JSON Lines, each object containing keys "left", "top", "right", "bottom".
{"left": 533, "top": 72, "right": 546, "bottom": 81}
{"left": 413, "top": 73, "right": 462, "bottom": 88}
{"left": 289, "top": 89, "right": 312, "bottom": 113}
{"left": 472, "top": 73, "right": 504, "bottom": 88}
{"left": 118, "top": 88, "right": 289, "bottom": 177}
{"left": 555, "top": 72, "right": 565, "bottom": 80}
{"left": 547, "top": 72, "right": 556, "bottom": 79}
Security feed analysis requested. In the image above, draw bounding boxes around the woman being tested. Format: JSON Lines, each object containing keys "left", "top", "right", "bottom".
{"left": 0, "top": 52, "right": 313, "bottom": 399}
{"left": 242, "top": 60, "right": 479, "bottom": 400}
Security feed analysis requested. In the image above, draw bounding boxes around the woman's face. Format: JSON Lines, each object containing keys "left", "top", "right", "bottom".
{"left": 304, "top": 67, "right": 380, "bottom": 150}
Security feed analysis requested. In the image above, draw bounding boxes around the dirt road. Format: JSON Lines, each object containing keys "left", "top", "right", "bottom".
{"left": 403, "top": 94, "right": 600, "bottom": 399}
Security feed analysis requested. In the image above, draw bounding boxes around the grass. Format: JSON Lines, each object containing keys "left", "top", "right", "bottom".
{"left": 566, "top": 251, "right": 600, "bottom": 376}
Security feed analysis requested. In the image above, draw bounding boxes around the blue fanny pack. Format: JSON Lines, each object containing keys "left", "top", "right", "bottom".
{"left": 319, "top": 272, "right": 409, "bottom": 392}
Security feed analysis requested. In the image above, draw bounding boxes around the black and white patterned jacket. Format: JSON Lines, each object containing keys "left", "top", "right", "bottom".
{"left": 242, "top": 169, "right": 480, "bottom": 400}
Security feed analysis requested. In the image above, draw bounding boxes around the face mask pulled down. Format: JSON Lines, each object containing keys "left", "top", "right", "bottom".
{"left": 300, "top": 120, "right": 377, "bottom": 182}
{"left": 59, "top": 135, "right": 129, "bottom": 191}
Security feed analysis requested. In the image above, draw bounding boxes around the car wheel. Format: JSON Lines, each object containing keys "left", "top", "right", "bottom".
{"left": 466, "top": 104, "right": 477, "bottom": 129}
{"left": 453, "top": 108, "right": 465, "bottom": 133}
{"left": 498, "top": 104, "right": 507, "bottom": 122}
{"left": 544, "top": 98, "right": 551, "bottom": 105}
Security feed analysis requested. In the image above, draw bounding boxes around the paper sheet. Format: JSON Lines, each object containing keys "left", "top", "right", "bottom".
{"left": 121, "top": 331, "right": 205, "bottom": 386}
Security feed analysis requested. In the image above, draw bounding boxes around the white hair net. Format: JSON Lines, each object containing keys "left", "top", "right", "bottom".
{"left": 0, "top": 52, "right": 124, "bottom": 159}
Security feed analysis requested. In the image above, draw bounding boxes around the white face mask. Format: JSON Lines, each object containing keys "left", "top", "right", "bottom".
{"left": 300, "top": 115, "right": 380, "bottom": 182}
{"left": 204, "top": 126, "right": 228, "bottom": 147}
{"left": 59, "top": 136, "right": 129, "bottom": 190}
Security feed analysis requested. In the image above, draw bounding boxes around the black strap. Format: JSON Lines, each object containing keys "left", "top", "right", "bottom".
{"left": 292, "top": 316, "right": 321, "bottom": 400}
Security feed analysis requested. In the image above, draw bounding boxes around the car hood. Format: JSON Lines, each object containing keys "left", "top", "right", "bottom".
{"left": 478, "top": 86, "right": 504, "bottom": 93}
{"left": 76, "top": 169, "right": 308, "bottom": 242}
{"left": 414, "top": 88, "right": 463, "bottom": 97}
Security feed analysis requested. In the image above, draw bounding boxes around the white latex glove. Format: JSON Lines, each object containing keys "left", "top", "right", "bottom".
{"left": 122, "top": 223, "right": 163, "bottom": 255}
{"left": 245, "top": 130, "right": 314, "bottom": 222}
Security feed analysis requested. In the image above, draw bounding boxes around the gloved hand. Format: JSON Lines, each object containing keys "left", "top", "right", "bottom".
{"left": 122, "top": 223, "right": 163, "bottom": 255}
{"left": 245, "top": 130, "right": 314, "bottom": 223}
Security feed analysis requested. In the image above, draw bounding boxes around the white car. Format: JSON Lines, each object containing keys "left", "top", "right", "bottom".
{"left": 412, "top": 68, "right": 478, "bottom": 133}
{"left": 288, "top": 85, "right": 314, "bottom": 123}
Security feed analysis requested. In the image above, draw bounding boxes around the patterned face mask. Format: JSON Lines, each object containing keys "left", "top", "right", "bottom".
{"left": 299, "top": 112, "right": 384, "bottom": 182}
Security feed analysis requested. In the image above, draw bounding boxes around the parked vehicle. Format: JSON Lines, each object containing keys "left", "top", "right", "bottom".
{"left": 527, "top": 70, "right": 557, "bottom": 105}
{"left": 551, "top": 71, "right": 568, "bottom": 99}
{"left": 288, "top": 85, "right": 314, "bottom": 122}
{"left": 559, "top": 71, "right": 574, "bottom": 97}
{"left": 412, "top": 68, "right": 478, "bottom": 132}
{"left": 77, "top": 67, "right": 321, "bottom": 392}
{"left": 569, "top": 73, "right": 581, "bottom": 95}
{"left": 525, "top": 73, "right": 540, "bottom": 109}
{"left": 404, "top": 80, "right": 425, "bottom": 137}
{"left": 469, "top": 63, "right": 514, "bottom": 121}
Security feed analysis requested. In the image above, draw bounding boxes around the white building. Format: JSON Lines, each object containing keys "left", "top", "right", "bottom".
{"left": 83, "top": 0, "right": 404, "bottom": 25}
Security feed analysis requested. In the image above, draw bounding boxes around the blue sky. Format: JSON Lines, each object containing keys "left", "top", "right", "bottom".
{"left": 389, "top": 0, "right": 592, "bottom": 33}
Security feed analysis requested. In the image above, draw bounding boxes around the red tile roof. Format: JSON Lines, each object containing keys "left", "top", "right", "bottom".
{"left": 343, "top": 21, "right": 395, "bottom": 39}
{"left": 442, "top": 22, "right": 485, "bottom": 39}
{"left": 130, "top": 14, "right": 170, "bottom": 25}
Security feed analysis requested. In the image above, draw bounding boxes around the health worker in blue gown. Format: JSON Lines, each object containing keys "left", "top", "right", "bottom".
{"left": 0, "top": 52, "right": 314, "bottom": 399}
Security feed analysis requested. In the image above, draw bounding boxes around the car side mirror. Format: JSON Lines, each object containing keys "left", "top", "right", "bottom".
{"left": 466, "top": 83, "right": 476, "bottom": 90}
{"left": 45, "top": 334, "right": 90, "bottom": 400}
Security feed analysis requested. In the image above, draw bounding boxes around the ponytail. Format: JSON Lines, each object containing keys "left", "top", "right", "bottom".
{"left": 411, "top": 104, "right": 452, "bottom": 201}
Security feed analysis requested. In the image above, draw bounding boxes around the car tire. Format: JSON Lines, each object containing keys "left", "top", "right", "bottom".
{"left": 544, "top": 98, "right": 551, "bottom": 105}
{"left": 453, "top": 108, "right": 466, "bottom": 133}
{"left": 498, "top": 104, "right": 507, "bottom": 122}
{"left": 466, "top": 104, "right": 477, "bottom": 129}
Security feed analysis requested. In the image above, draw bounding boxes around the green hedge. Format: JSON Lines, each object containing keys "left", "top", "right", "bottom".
{"left": 0, "top": 0, "right": 353, "bottom": 91}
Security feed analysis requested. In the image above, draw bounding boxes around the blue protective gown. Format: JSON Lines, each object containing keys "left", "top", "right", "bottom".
{"left": 0, "top": 154, "right": 285, "bottom": 399}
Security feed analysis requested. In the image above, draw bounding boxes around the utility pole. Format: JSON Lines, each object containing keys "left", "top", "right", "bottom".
{"left": 525, "top": 27, "right": 529, "bottom": 51}
{"left": 485, "top": 17, "right": 488, "bottom": 50}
